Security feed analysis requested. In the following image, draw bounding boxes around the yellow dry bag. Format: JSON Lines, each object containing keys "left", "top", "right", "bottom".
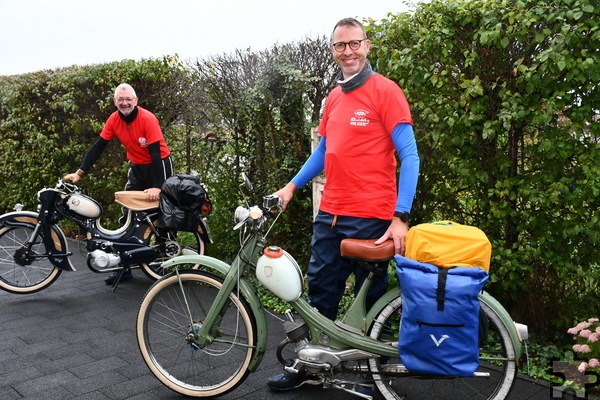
{"left": 405, "top": 221, "right": 492, "bottom": 272}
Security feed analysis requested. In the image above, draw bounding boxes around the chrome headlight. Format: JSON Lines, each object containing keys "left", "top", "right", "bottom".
{"left": 234, "top": 205, "right": 264, "bottom": 231}
{"left": 234, "top": 206, "right": 249, "bottom": 225}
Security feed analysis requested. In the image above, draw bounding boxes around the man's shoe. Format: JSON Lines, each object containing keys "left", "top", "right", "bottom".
{"left": 266, "top": 370, "right": 320, "bottom": 391}
{"left": 105, "top": 269, "right": 133, "bottom": 285}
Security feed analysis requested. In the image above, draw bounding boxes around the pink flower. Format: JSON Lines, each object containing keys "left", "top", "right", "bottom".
{"left": 596, "top": 326, "right": 600, "bottom": 334}
{"left": 589, "top": 359, "right": 600, "bottom": 368}
{"left": 588, "top": 318, "right": 599, "bottom": 323}
{"left": 573, "top": 344, "right": 592, "bottom": 353}
{"left": 572, "top": 321, "right": 592, "bottom": 333}
{"left": 589, "top": 333, "right": 599, "bottom": 343}
{"left": 578, "top": 362, "right": 588, "bottom": 373}
{"left": 579, "top": 329, "right": 593, "bottom": 339}
{"left": 579, "top": 345, "right": 592, "bottom": 353}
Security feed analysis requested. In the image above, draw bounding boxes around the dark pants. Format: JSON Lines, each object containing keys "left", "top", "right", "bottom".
{"left": 307, "top": 211, "right": 390, "bottom": 320}
{"left": 124, "top": 157, "right": 173, "bottom": 191}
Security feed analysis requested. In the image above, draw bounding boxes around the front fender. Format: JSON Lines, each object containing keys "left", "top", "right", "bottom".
{"left": 162, "top": 255, "right": 267, "bottom": 371}
{"left": 0, "top": 210, "right": 39, "bottom": 228}
{"left": 0, "top": 211, "right": 76, "bottom": 271}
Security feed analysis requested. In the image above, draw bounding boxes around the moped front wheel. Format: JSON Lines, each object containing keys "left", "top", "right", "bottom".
{"left": 139, "top": 227, "right": 206, "bottom": 280}
{"left": 368, "top": 296, "right": 517, "bottom": 400}
{"left": 137, "top": 270, "right": 256, "bottom": 397}
{"left": 0, "top": 225, "right": 62, "bottom": 294}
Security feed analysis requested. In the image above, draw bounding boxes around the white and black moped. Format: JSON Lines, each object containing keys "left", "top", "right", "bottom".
{"left": 0, "top": 179, "right": 211, "bottom": 293}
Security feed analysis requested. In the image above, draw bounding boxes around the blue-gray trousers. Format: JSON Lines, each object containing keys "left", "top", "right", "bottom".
{"left": 307, "top": 211, "right": 390, "bottom": 320}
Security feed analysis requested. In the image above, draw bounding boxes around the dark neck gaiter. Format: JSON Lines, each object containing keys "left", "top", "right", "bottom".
{"left": 336, "top": 60, "right": 373, "bottom": 93}
{"left": 119, "top": 106, "right": 139, "bottom": 123}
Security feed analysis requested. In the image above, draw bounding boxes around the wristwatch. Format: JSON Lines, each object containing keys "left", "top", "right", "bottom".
{"left": 394, "top": 211, "right": 410, "bottom": 223}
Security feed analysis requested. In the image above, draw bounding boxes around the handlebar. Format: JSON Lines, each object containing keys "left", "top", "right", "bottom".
{"left": 56, "top": 179, "right": 80, "bottom": 193}
{"left": 233, "top": 195, "right": 282, "bottom": 232}
{"left": 232, "top": 173, "right": 283, "bottom": 239}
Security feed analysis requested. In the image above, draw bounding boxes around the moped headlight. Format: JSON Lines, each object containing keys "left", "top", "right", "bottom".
{"left": 234, "top": 206, "right": 249, "bottom": 225}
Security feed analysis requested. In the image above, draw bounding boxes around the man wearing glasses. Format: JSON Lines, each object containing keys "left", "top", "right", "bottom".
{"left": 267, "top": 17, "right": 420, "bottom": 394}
{"left": 63, "top": 83, "right": 173, "bottom": 284}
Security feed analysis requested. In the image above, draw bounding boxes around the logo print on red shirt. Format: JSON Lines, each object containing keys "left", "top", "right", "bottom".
{"left": 138, "top": 138, "right": 147, "bottom": 147}
{"left": 351, "top": 109, "right": 370, "bottom": 127}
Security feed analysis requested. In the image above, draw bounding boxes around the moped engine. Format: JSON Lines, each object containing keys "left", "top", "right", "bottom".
{"left": 89, "top": 249, "right": 121, "bottom": 270}
{"left": 295, "top": 345, "right": 377, "bottom": 372}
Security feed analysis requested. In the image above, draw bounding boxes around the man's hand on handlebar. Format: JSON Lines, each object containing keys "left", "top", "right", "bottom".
{"left": 63, "top": 169, "right": 85, "bottom": 183}
{"left": 272, "top": 182, "right": 297, "bottom": 211}
{"left": 63, "top": 173, "right": 81, "bottom": 183}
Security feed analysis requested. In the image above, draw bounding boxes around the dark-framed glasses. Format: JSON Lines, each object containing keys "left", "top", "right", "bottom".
{"left": 116, "top": 97, "right": 136, "bottom": 103}
{"left": 331, "top": 38, "right": 367, "bottom": 52}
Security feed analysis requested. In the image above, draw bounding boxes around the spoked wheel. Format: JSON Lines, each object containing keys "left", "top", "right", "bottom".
{"left": 139, "top": 227, "right": 206, "bottom": 280}
{"left": 0, "top": 225, "right": 62, "bottom": 294}
{"left": 136, "top": 270, "right": 256, "bottom": 397}
{"left": 368, "top": 296, "right": 517, "bottom": 400}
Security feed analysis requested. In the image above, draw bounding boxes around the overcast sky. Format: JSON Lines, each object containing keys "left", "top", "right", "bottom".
{"left": 0, "top": 0, "right": 418, "bottom": 76}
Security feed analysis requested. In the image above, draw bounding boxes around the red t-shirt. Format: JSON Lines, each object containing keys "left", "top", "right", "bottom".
{"left": 100, "top": 107, "right": 170, "bottom": 164}
{"left": 317, "top": 73, "right": 413, "bottom": 220}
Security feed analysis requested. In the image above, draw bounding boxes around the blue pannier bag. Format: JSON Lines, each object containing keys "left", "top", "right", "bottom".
{"left": 395, "top": 255, "right": 489, "bottom": 377}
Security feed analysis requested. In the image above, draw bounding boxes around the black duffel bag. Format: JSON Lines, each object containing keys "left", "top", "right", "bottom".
{"left": 159, "top": 174, "right": 210, "bottom": 231}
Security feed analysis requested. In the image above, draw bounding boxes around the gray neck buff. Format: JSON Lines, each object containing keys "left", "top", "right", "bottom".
{"left": 336, "top": 60, "right": 373, "bottom": 93}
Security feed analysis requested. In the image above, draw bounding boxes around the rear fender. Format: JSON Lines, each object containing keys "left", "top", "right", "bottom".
{"left": 0, "top": 211, "right": 76, "bottom": 271}
{"left": 145, "top": 213, "right": 212, "bottom": 244}
{"left": 479, "top": 291, "right": 525, "bottom": 362}
{"left": 366, "top": 288, "right": 525, "bottom": 365}
{"left": 197, "top": 217, "right": 213, "bottom": 244}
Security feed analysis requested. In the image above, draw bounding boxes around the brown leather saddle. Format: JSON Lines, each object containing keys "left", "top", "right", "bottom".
{"left": 340, "top": 238, "right": 395, "bottom": 276}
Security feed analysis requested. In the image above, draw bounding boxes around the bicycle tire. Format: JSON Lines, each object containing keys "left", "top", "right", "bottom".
{"left": 138, "top": 226, "right": 207, "bottom": 281}
{"left": 368, "top": 295, "right": 517, "bottom": 400}
{"left": 0, "top": 224, "right": 62, "bottom": 294}
{"left": 137, "top": 270, "right": 256, "bottom": 397}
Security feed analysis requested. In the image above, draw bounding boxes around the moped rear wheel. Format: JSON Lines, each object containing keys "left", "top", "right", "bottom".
{"left": 368, "top": 296, "right": 517, "bottom": 400}
{"left": 137, "top": 270, "right": 256, "bottom": 397}
{"left": 139, "top": 227, "right": 206, "bottom": 280}
{"left": 0, "top": 225, "right": 62, "bottom": 294}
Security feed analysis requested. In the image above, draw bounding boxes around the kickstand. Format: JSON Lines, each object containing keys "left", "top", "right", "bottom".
{"left": 111, "top": 267, "right": 130, "bottom": 292}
